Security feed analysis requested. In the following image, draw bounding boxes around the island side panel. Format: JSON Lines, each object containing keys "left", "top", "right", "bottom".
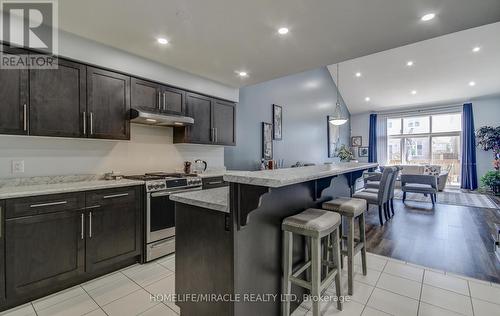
{"left": 231, "top": 175, "right": 352, "bottom": 316}
{"left": 175, "top": 203, "right": 235, "bottom": 316}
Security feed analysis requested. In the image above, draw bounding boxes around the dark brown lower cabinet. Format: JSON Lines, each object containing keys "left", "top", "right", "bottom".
{"left": 0, "top": 186, "right": 143, "bottom": 310}
{"left": 85, "top": 187, "right": 142, "bottom": 272}
{"left": 5, "top": 210, "right": 85, "bottom": 299}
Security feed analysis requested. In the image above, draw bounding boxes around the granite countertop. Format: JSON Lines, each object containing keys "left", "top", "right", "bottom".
{"left": 223, "top": 162, "right": 378, "bottom": 188}
{"left": 170, "top": 187, "right": 229, "bottom": 213}
{"left": 194, "top": 170, "right": 227, "bottom": 178}
{"left": 0, "top": 175, "right": 144, "bottom": 199}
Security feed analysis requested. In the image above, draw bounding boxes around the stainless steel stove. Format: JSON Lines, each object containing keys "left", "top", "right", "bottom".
{"left": 124, "top": 172, "right": 202, "bottom": 261}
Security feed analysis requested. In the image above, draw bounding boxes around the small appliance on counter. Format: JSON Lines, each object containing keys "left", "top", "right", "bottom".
{"left": 183, "top": 161, "right": 192, "bottom": 174}
{"left": 103, "top": 171, "right": 123, "bottom": 180}
{"left": 193, "top": 159, "right": 207, "bottom": 173}
{"left": 124, "top": 172, "right": 202, "bottom": 262}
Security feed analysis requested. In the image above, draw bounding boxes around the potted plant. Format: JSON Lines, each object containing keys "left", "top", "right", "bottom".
{"left": 336, "top": 145, "right": 354, "bottom": 162}
{"left": 480, "top": 170, "right": 500, "bottom": 195}
{"left": 476, "top": 126, "right": 500, "bottom": 170}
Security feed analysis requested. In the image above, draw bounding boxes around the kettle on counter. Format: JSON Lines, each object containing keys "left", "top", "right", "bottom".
{"left": 193, "top": 159, "right": 207, "bottom": 173}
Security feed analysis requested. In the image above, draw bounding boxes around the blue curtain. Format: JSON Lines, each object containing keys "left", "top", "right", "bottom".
{"left": 460, "top": 103, "right": 478, "bottom": 190}
{"left": 368, "top": 114, "right": 377, "bottom": 163}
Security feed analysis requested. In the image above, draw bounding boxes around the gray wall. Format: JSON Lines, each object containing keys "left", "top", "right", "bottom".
{"left": 225, "top": 67, "right": 350, "bottom": 171}
{"left": 472, "top": 95, "right": 500, "bottom": 186}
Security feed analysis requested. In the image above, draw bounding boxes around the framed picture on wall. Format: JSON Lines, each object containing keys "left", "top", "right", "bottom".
{"left": 272, "top": 104, "right": 282, "bottom": 140}
{"left": 358, "top": 147, "right": 369, "bottom": 157}
{"left": 351, "top": 136, "right": 362, "bottom": 147}
{"left": 262, "top": 122, "right": 273, "bottom": 160}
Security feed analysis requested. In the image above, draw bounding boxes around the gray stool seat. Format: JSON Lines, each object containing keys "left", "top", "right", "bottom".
{"left": 322, "top": 197, "right": 368, "bottom": 296}
{"left": 282, "top": 208, "right": 341, "bottom": 238}
{"left": 322, "top": 197, "right": 366, "bottom": 217}
{"left": 282, "top": 208, "right": 343, "bottom": 315}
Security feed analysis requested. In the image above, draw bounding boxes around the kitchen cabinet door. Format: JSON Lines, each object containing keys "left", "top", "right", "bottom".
{"left": 0, "top": 45, "right": 29, "bottom": 135}
{"left": 174, "top": 92, "right": 212, "bottom": 144}
{"left": 87, "top": 67, "right": 131, "bottom": 140}
{"left": 212, "top": 99, "right": 236, "bottom": 146}
{"left": 85, "top": 187, "right": 141, "bottom": 272}
{"left": 131, "top": 78, "right": 162, "bottom": 112}
{"left": 5, "top": 210, "right": 85, "bottom": 299}
{"left": 29, "top": 59, "right": 86, "bottom": 137}
{"left": 162, "top": 86, "right": 185, "bottom": 114}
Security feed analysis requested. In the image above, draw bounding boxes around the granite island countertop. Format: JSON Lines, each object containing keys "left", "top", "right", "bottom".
{"left": 223, "top": 162, "right": 378, "bottom": 188}
{"left": 170, "top": 187, "right": 228, "bottom": 213}
{"left": 0, "top": 175, "right": 144, "bottom": 199}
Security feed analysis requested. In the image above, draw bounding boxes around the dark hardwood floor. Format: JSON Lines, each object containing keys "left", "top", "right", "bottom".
{"left": 363, "top": 198, "right": 500, "bottom": 283}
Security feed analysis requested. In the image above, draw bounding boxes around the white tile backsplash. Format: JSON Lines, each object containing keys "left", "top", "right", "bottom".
{"left": 0, "top": 124, "right": 224, "bottom": 178}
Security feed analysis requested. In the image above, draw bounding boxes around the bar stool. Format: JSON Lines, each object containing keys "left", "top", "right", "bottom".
{"left": 322, "top": 197, "right": 367, "bottom": 296}
{"left": 282, "top": 208, "right": 343, "bottom": 316}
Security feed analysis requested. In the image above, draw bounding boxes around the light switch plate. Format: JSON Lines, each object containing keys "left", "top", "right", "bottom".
{"left": 12, "top": 160, "right": 25, "bottom": 173}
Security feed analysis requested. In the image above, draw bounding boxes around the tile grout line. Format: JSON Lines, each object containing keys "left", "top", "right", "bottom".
{"left": 80, "top": 284, "right": 110, "bottom": 316}
{"left": 30, "top": 302, "right": 38, "bottom": 316}
{"left": 416, "top": 268, "right": 426, "bottom": 316}
{"left": 361, "top": 258, "right": 389, "bottom": 315}
{"left": 467, "top": 280, "right": 475, "bottom": 316}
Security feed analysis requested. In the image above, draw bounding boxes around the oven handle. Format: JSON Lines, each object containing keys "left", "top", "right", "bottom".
{"left": 150, "top": 187, "right": 202, "bottom": 197}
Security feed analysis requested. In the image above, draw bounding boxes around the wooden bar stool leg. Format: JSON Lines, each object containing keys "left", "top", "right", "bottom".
{"left": 282, "top": 231, "right": 293, "bottom": 316}
{"left": 359, "top": 213, "right": 367, "bottom": 276}
{"left": 311, "top": 236, "right": 322, "bottom": 316}
{"left": 347, "top": 216, "right": 355, "bottom": 296}
{"left": 332, "top": 229, "right": 343, "bottom": 311}
{"left": 304, "top": 236, "right": 310, "bottom": 282}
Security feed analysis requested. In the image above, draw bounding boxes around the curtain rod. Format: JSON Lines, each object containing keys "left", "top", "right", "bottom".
{"left": 375, "top": 104, "right": 462, "bottom": 117}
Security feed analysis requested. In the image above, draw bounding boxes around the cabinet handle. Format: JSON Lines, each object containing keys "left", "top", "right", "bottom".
{"left": 81, "top": 213, "right": 84, "bottom": 240}
{"left": 215, "top": 128, "right": 218, "bottom": 143}
{"left": 89, "top": 212, "right": 92, "bottom": 238}
{"left": 158, "top": 91, "right": 162, "bottom": 110}
{"left": 163, "top": 92, "right": 167, "bottom": 110}
{"left": 0, "top": 205, "right": 2, "bottom": 238}
{"left": 30, "top": 201, "right": 67, "bottom": 208}
{"left": 83, "top": 111, "right": 87, "bottom": 135}
{"left": 103, "top": 193, "right": 129, "bottom": 199}
{"left": 23, "top": 104, "right": 27, "bottom": 131}
{"left": 90, "top": 112, "right": 94, "bottom": 135}
{"left": 207, "top": 181, "right": 224, "bottom": 185}
{"left": 211, "top": 128, "right": 215, "bottom": 142}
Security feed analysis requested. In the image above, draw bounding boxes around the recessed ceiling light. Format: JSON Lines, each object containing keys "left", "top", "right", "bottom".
{"left": 421, "top": 13, "right": 436, "bottom": 21}
{"left": 278, "top": 27, "right": 289, "bottom": 35}
{"left": 355, "top": 72, "right": 362, "bottom": 77}
{"left": 469, "top": 81, "right": 476, "bottom": 86}
{"left": 472, "top": 46, "right": 481, "bottom": 53}
{"left": 238, "top": 71, "right": 248, "bottom": 77}
{"left": 407, "top": 61, "right": 414, "bottom": 67}
{"left": 365, "top": 97, "right": 370, "bottom": 102}
{"left": 411, "top": 90, "right": 417, "bottom": 95}
{"left": 157, "top": 38, "right": 169, "bottom": 45}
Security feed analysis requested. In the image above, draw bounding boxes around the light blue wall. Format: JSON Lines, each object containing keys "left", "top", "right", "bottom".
{"left": 472, "top": 95, "right": 500, "bottom": 185}
{"left": 224, "top": 67, "right": 350, "bottom": 171}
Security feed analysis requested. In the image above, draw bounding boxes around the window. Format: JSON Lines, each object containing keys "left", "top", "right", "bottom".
{"left": 387, "top": 113, "right": 462, "bottom": 186}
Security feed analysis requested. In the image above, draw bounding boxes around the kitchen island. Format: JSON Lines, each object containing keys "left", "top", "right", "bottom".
{"left": 171, "top": 162, "right": 377, "bottom": 316}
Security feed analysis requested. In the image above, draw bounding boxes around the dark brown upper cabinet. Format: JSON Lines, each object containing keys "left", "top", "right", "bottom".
{"left": 131, "top": 78, "right": 162, "bottom": 111}
{"left": 212, "top": 99, "right": 236, "bottom": 146}
{"left": 174, "top": 93, "right": 236, "bottom": 146}
{"left": 131, "top": 78, "right": 185, "bottom": 114}
{"left": 0, "top": 45, "right": 29, "bottom": 135}
{"left": 29, "top": 59, "right": 86, "bottom": 138}
{"left": 87, "top": 67, "right": 131, "bottom": 140}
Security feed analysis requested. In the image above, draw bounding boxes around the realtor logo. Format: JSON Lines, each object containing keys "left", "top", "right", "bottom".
{"left": 1, "top": 0, "right": 58, "bottom": 69}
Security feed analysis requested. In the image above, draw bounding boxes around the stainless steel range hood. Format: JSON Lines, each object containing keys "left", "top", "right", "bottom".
{"left": 130, "top": 107, "right": 194, "bottom": 126}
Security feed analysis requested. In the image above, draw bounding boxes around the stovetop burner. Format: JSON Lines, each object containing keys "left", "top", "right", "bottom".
{"left": 124, "top": 172, "right": 202, "bottom": 192}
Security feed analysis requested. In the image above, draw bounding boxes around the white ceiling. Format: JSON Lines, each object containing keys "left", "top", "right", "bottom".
{"left": 54, "top": 0, "right": 500, "bottom": 87}
{"left": 328, "top": 22, "right": 500, "bottom": 115}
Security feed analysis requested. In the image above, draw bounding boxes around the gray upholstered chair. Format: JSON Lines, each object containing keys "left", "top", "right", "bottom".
{"left": 363, "top": 166, "right": 401, "bottom": 217}
{"left": 353, "top": 166, "right": 397, "bottom": 226}
{"left": 401, "top": 174, "right": 438, "bottom": 205}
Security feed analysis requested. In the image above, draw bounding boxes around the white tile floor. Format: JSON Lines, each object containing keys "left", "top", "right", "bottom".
{"left": 1, "top": 252, "right": 499, "bottom": 316}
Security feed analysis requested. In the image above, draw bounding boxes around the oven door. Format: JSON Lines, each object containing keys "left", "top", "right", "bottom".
{"left": 146, "top": 187, "right": 201, "bottom": 243}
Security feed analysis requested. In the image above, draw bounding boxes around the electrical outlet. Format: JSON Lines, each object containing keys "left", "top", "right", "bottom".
{"left": 12, "top": 160, "right": 25, "bottom": 174}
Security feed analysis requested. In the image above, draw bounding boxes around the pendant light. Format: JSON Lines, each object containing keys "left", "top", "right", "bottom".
{"left": 329, "top": 63, "right": 348, "bottom": 126}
